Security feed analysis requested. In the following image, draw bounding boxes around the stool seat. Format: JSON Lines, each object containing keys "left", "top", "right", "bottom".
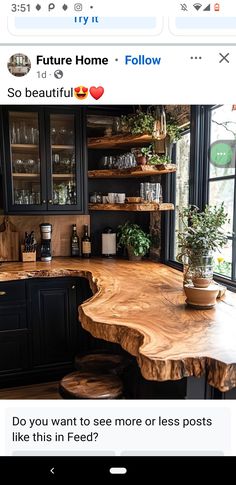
{"left": 59, "top": 371, "right": 123, "bottom": 399}
{"left": 74, "top": 352, "right": 130, "bottom": 375}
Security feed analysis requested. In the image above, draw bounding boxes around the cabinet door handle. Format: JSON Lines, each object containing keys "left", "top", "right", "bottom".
{"left": 0, "top": 291, "right": 6, "bottom": 296}
{"left": 72, "top": 285, "right": 76, "bottom": 289}
{"left": 42, "top": 200, "right": 46, "bottom": 204}
{"left": 48, "top": 200, "right": 53, "bottom": 204}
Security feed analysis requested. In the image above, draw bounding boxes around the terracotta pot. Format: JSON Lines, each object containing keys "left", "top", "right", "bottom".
{"left": 136, "top": 156, "right": 147, "bottom": 166}
{"left": 184, "top": 284, "right": 219, "bottom": 309}
{"left": 127, "top": 247, "right": 142, "bottom": 261}
{"left": 192, "top": 276, "right": 212, "bottom": 288}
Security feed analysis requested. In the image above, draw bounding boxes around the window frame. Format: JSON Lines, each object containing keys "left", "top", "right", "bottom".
{"left": 163, "top": 105, "right": 236, "bottom": 290}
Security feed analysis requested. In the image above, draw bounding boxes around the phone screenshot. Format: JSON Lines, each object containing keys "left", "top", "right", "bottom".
{"left": 0, "top": 0, "right": 236, "bottom": 479}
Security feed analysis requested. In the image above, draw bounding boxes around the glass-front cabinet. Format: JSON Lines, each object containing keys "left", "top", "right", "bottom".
{"left": 50, "top": 114, "right": 77, "bottom": 207}
{"left": 9, "top": 111, "right": 42, "bottom": 207}
{"left": 3, "top": 107, "right": 84, "bottom": 213}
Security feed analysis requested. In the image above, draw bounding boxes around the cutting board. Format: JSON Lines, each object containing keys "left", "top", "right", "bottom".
{"left": 0, "top": 217, "right": 20, "bottom": 262}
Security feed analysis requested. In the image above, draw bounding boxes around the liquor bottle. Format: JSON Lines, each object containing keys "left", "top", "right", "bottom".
{"left": 82, "top": 224, "right": 91, "bottom": 258}
{"left": 71, "top": 224, "right": 80, "bottom": 257}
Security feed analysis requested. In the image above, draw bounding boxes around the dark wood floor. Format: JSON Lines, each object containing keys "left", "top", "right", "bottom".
{"left": 0, "top": 381, "right": 62, "bottom": 399}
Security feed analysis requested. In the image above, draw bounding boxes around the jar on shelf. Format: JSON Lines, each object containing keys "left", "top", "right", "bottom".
{"left": 89, "top": 192, "right": 102, "bottom": 203}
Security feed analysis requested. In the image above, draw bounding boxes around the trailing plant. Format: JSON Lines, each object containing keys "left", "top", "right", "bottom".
{"left": 166, "top": 121, "right": 181, "bottom": 142}
{"left": 120, "top": 109, "right": 182, "bottom": 140}
{"left": 117, "top": 222, "right": 151, "bottom": 257}
{"left": 121, "top": 110, "right": 155, "bottom": 135}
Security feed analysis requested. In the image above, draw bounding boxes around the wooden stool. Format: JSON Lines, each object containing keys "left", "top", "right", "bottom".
{"left": 74, "top": 352, "right": 130, "bottom": 376}
{"left": 59, "top": 371, "right": 123, "bottom": 399}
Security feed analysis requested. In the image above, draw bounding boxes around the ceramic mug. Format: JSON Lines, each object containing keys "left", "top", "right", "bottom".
{"left": 107, "top": 193, "right": 116, "bottom": 204}
{"left": 116, "top": 193, "right": 126, "bottom": 203}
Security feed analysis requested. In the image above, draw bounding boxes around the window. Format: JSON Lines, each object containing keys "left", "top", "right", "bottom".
{"left": 166, "top": 105, "right": 236, "bottom": 286}
{"left": 167, "top": 130, "right": 191, "bottom": 264}
{"left": 208, "top": 105, "right": 236, "bottom": 282}
{"left": 173, "top": 131, "right": 191, "bottom": 260}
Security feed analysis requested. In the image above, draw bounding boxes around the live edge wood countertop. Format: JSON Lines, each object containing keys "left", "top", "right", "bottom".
{"left": 0, "top": 258, "right": 236, "bottom": 392}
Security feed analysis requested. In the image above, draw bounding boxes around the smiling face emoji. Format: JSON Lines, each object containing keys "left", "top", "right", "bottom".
{"left": 74, "top": 86, "right": 88, "bottom": 100}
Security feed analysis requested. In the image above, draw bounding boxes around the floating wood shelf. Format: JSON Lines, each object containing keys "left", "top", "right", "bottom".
{"left": 11, "top": 144, "right": 38, "bottom": 151}
{"left": 88, "top": 202, "right": 174, "bottom": 212}
{"left": 12, "top": 173, "right": 40, "bottom": 179}
{"left": 52, "top": 174, "right": 75, "bottom": 179}
{"left": 88, "top": 134, "right": 153, "bottom": 149}
{"left": 88, "top": 167, "right": 176, "bottom": 179}
{"left": 52, "top": 145, "right": 74, "bottom": 150}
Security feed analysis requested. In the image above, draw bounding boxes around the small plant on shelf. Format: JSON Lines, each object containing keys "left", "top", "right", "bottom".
{"left": 136, "top": 145, "right": 153, "bottom": 165}
{"left": 117, "top": 222, "right": 151, "bottom": 261}
{"left": 147, "top": 154, "right": 172, "bottom": 169}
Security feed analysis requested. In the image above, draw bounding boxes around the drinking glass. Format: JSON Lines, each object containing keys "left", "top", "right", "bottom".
{"left": 11, "top": 122, "right": 17, "bottom": 144}
{"left": 51, "top": 127, "right": 57, "bottom": 144}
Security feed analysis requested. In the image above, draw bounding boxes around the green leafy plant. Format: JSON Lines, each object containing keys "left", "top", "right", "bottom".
{"left": 120, "top": 109, "right": 182, "bottom": 140}
{"left": 177, "top": 203, "right": 230, "bottom": 263}
{"left": 148, "top": 154, "right": 172, "bottom": 166}
{"left": 166, "top": 122, "right": 181, "bottom": 142}
{"left": 117, "top": 222, "right": 151, "bottom": 257}
{"left": 121, "top": 110, "right": 155, "bottom": 135}
{"left": 140, "top": 145, "right": 153, "bottom": 157}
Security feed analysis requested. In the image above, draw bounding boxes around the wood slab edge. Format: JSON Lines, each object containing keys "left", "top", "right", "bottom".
{"left": 0, "top": 265, "right": 235, "bottom": 392}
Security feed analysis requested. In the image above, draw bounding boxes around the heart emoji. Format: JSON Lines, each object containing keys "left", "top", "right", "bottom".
{"left": 89, "top": 86, "right": 104, "bottom": 100}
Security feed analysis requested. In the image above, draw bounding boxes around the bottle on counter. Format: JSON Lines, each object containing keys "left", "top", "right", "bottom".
{"left": 82, "top": 224, "right": 91, "bottom": 258}
{"left": 71, "top": 224, "right": 80, "bottom": 257}
{"left": 102, "top": 227, "right": 116, "bottom": 258}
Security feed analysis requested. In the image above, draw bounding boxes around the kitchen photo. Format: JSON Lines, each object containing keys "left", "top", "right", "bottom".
{"left": 0, "top": 104, "right": 235, "bottom": 400}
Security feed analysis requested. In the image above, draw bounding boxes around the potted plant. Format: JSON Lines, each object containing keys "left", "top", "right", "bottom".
{"left": 117, "top": 222, "right": 151, "bottom": 261}
{"left": 177, "top": 203, "right": 230, "bottom": 287}
{"left": 136, "top": 145, "right": 152, "bottom": 165}
{"left": 147, "top": 154, "right": 171, "bottom": 170}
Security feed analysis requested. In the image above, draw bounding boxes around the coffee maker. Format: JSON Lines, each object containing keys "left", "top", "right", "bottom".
{"left": 40, "top": 223, "right": 52, "bottom": 262}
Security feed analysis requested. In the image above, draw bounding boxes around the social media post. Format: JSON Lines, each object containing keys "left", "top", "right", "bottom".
{"left": 1, "top": 45, "right": 236, "bottom": 105}
{"left": 0, "top": 401, "right": 234, "bottom": 456}
{"left": 0, "top": 99, "right": 236, "bottom": 461}
{"left": 0, "top": 37, "right": 236, "bottom": 463}
{"left": 2, "top": 1, "right": 236, "bottom": 45}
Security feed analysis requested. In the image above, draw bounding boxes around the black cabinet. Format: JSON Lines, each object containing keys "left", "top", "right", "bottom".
{"left": 1, "top": 107, "right": 86, "bottom": 214}
{"left": 0, "top": 277, "right": 92, "bottom": 386}
{"left": 28, "top": 278, "right": 78, "bottom": 370}
{"left": 0, "top": 280, "right": 29, "bottom": 376}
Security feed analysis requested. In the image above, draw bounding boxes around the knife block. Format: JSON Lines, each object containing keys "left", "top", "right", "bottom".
{"left": 21, "top": 245, "right": 36, "bottom": 262}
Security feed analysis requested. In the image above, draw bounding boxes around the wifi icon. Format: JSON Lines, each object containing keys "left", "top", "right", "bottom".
{"left": 193, "top": 3, "right": 202, "bottom": 10}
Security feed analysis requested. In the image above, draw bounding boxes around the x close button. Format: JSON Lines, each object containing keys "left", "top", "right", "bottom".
{"left": 219, "top": 53, "right": 230, "bottom": 63}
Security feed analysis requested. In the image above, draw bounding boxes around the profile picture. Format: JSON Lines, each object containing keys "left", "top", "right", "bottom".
{"left": 7, "top": 53, "right": 31, "bottom": 77}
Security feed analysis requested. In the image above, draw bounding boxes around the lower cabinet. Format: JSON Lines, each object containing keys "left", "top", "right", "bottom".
{"left": 28, "top": 278, "right": 79, "bottom": 370}
{"left": 0, "top": 277, "right": 92, "bottom": 386}
{"left": 0, "top": 281, "right": 29, "bottom": 377}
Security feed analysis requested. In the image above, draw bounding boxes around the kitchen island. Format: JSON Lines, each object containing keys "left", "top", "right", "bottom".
{"left": 0, "top": 258, "right": 236, "bottom": 397}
